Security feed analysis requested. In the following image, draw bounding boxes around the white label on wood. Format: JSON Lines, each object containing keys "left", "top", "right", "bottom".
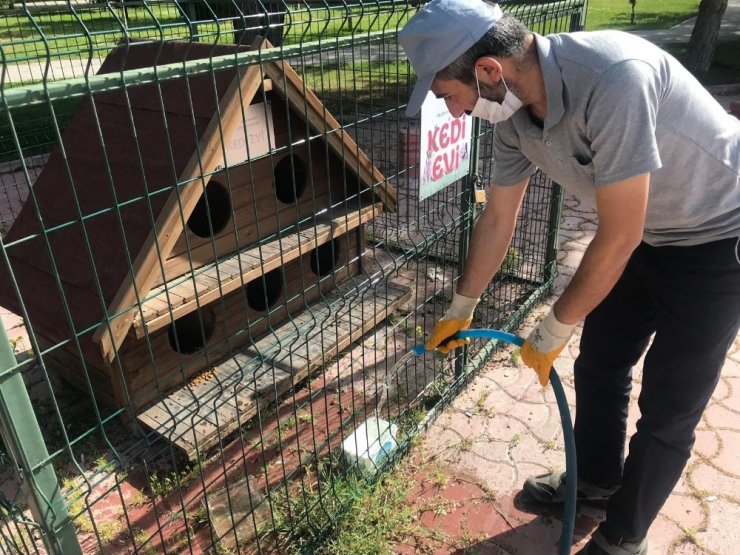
{"left": 223, "top": 102, "right": 276, "bottom": 168}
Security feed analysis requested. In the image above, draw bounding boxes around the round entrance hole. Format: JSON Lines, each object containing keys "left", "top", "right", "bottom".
{"left": 187, "top": 180, "right": 232, "bottom": 238}
{"left": 167, "top": 307, "right": 216, "bottom": 354}
{"left": 246, "top": 267, "right": 284, "bottom": 312}
{"left": 273, "top": 154, "right": 307, "bottom": 204}
{"left": 310, "top": 239, "right": 341, "bottom": 277}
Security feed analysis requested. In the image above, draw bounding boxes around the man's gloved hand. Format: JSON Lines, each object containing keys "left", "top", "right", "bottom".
{"left": 521, "top": 307, "right": 576, "bottom": 386}
{"left": 425, "top": 292, "right": 479, "bottom": 355}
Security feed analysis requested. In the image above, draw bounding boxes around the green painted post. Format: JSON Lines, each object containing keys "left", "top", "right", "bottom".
{"left": 571, "top": 0, "right": 588, "bottom": 31}
{"left": 544, "top": 183, "right": 564, "bottom": 286}
{"left": 454, "top": 117, "right": 482, "bottom": 377}
{"left": 0, "top": 324, "right": 82, "bottom": 555}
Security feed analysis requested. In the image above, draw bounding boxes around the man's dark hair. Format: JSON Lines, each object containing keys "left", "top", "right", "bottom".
{"left": 436, "top": 13, "right": 531, "bottom": 86}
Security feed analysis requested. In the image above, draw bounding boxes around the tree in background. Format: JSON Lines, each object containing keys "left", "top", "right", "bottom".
{"left": 686, "top": 0, "right": 729, "bottom": 71}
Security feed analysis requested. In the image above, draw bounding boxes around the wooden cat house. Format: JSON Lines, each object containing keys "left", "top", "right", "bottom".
{"left": 0, "top": 40, "right": 408, "bottom": 457}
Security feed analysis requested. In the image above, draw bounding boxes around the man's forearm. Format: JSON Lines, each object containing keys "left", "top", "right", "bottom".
{"left": 553, "top": 233, "right": 634, "bottom": 324}
{"left": 455, "top": 180, "right": 529, "bottom": 298}
{"left": 554, "top": 173, "right": 649, "bottom": 324}
{"left": 456, "top": 208, "right": 517, "bottom": 299}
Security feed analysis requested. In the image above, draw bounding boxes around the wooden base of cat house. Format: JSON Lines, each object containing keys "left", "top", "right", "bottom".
{"left": 137, "top": 278, "right": 411, "bottom": 461}
{"left": 0, "top": 40, "right": 397, "bottom": 424}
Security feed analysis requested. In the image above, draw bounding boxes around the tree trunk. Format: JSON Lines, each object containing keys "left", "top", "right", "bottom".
{"left": 685, "top": 0, "right": 728, "bottom": 72}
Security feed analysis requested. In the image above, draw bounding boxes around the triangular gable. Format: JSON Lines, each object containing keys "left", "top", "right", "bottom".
{"left": 93, "top": 40, "right": 396, "bottom": 364}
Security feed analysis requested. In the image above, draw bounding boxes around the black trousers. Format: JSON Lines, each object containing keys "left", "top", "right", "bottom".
{"left": 573, "top": 237, "right": 740, "bottom": 543}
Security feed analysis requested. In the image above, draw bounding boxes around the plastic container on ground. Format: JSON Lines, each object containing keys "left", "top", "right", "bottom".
{"left": 342, "top": 417, "right": 398, "bottom": 476}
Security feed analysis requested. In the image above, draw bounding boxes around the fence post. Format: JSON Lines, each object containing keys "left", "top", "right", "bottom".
{"left": 571, "top": 0, "right": 588, "bottom": 31}
{"left": 455, "top": 117, "right": 483, "bottom": 377}
{"left": 0, "top": 323, "right": 82, "bottom": 555}
{"left": 544, "top": 183, "right": 564, "bottom": 285}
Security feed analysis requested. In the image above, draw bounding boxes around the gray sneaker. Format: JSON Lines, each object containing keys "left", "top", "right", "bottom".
{"left": 523, "top": 471, "right": 619, "bottom": 504}
{"left": 576, "top": 530, "right": 648, "bottom": 555}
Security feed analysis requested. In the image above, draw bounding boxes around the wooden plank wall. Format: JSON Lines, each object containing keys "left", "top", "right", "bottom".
{"left": 133, "top": 203, "right": 382, "bottom": 337}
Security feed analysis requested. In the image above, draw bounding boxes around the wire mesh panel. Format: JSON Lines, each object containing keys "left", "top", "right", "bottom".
{"left": 0, "top": 1, "right": 584, "bottom": 553}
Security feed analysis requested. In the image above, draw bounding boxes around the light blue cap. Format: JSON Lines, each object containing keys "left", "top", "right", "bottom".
{"left": 399, "top": 0, "right": 503, "bottom": 116}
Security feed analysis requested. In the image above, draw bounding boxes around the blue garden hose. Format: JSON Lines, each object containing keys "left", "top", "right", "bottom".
{"left": 413, "top": 329, "right": 577, "bottom": 555}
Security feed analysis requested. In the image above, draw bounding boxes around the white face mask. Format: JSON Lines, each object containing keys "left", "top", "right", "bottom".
{"left": 470, "top": 70, "right": 523, "bottom": 123}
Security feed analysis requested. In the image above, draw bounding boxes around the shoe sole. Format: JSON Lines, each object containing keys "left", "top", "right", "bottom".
{"left": 522, "top": 481, "right": 612, "bottom": 507}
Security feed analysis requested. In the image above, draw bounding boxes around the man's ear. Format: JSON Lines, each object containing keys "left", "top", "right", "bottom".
{"left": 474, "top": 56, "right": 503, "bottom": 84}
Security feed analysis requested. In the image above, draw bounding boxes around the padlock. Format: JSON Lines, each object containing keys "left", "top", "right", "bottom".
{"left": 474, "top": 186, "right": 487, "bottom": 204}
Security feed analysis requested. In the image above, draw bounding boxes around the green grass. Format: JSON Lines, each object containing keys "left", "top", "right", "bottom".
{"left": 318, "top": 471, "right": 422, "bottom": 555}
{"left": 585, "top": 0, "right": 700, "bottom": 31}
{"left": 0, "top": 4, "right": 200, "bottom": 62}
{"left": 301, "top": 59, "right": 411, "bottom": 113}
{"left": 0, "top": 3, "right": 411, "bottom": 64}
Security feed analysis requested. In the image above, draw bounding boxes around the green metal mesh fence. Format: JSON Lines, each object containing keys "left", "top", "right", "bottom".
{"left": 0, "top": 1, "right": 584, "bottom": 553}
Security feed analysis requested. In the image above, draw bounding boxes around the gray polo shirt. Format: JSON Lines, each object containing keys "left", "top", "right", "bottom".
{"left": 492, "top": 30, "right": 740, "bottom": 246}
